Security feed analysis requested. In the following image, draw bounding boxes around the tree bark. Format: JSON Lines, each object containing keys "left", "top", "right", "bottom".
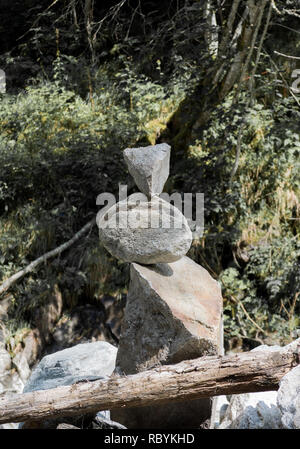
{"left": 0, "top": 341, "right": 298, "bottom": 425}
{"left": 165, "top": 0, "right": 272, "bottom": 156}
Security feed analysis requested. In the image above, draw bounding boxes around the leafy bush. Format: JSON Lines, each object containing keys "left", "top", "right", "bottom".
{"left": 182, "top": 91, "right": 300, "bottom": 346}
{"left": 0, "top": 56, "right": 186, "bottom": 325}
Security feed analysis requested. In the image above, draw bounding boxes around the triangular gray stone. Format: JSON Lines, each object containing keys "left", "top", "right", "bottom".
{"left": 124, "top": 143, "right": 170, "bottom": 197}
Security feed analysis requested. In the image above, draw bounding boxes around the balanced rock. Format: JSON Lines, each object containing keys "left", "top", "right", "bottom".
{"left": 124, "top": 143, "right": 170, "bottom": 198}
{"left": 111, "top": 256, "right": 223, "bottom": 428}
{"left": 98, "top": 196, "right": 192, "bottom": 264}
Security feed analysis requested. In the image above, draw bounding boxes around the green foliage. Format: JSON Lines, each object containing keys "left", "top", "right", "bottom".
{"left": 0, "top": 56, "right": 186, "bottom": 327}
{"left": 183, "top": 90, "right": 300, "bottom": 346}
{"left": 0, "top": 0, "right": 299, "bottom": 350}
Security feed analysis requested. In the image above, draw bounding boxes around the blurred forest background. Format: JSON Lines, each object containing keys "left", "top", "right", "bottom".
{"left": 0, "top": 0, "right": 299, "bottom": 356}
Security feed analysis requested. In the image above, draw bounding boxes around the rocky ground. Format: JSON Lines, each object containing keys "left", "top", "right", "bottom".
{"left": 1, "top": 285, "right": 299, "bottom": 430}
{"left": 0, "top": 290, "right": 125, "bottom": 429}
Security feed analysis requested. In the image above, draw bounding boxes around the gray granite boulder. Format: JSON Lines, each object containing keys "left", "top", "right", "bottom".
{"left": 124, "top": 143, "right": 170, "bottom": 198}
{"left": 98, "top": 196, "right": 192, "bottom": 264}
{"left": 23, "top": 341, "right": 117, "bottom": 393}
{"left": 277, "top": 364, "right": 300, "bottom": 429}
{"left": 115, "top": 257, "right": 223, "bottom": 373}
{"left": 111, "top": 256, "right": 223, "bottom": 428}
{"left": 20, "top": 341, "right": 117, "bottom": 428}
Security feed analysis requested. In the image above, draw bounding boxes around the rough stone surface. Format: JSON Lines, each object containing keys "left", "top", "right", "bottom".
{"left": 111, "top": 256, "right": 223, "bottom": 428}
{"left": 211, "top": 395, "right": 229, "bottom": 428}
{"left": 218, "top": 391, "right": 282, "bottom": 429}
{"left": 250, "top": 338, "right": 300, "bottom": 357}
{"left": 124, "top": 143, "right": 170, "bottom": 197}
{"left": 98, "top": 196, "right": 192, "bottom": 264}
{"left": 116, "top": 257, "right": 223, "bottom": 372}
{"left": 0, "top": 347, "right": 31, "bottom": 429}
{"left": 19, "top": 341, "right": 117, "bottom": 429}
{"left": 0, "top": 347, "right": 31, "bottom": 397}
{"left": 251, "top": 343, "right": 282, "bottom": 353}
{"left": 277, "top": 365, "right": 300, "bottom": 429}
{"left": 215, "top": 340, "right": 300, "bottom": 429}
{"left": 23, "top": 341, "right": 117, "bottom": 393}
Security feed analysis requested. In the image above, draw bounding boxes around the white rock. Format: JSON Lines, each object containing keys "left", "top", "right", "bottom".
{"left": 0, "top": 348, "right": 27, "bottom": 429}
{"left": 13, "top": 352, "right": 31, "bottom": 384}
{"left": 0, "top": 422, "right": 19, "bottom": 429}
{"left": 277, "top": 365, "right": 300, "bottom": 429}
{"left": 218, "top": 391, "right": 282, "bottom": 429}
{"left": 0, "top": 348, "right": 11, "bottom": 375}
{"left": 124, "top": 143, "right": 170, "bottom": 198}
{"left": 211, "top": 395, "right": 229, "bottom": 428}
{"left": 217, "top": 341, "right": 299, "bottom": 429}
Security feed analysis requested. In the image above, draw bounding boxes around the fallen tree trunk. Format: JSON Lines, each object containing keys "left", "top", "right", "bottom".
{"left": 0, "top": 341, "right": 299, "bottom": 425}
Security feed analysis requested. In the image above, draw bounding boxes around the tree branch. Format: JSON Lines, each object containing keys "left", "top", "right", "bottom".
{"left": 249, "top": 0, "right": 273, "bottom": 98}
{"left": 274, "top": 50, "right": 300, "bottom": 60}
{"left": 0, "top": 218, "right": 96, "bottom": 297}
{"left": 0, "top": 341, "right": 298, "bottom": 425}
{"left": 233, "top": 0, "right": 268, "bottom": 102}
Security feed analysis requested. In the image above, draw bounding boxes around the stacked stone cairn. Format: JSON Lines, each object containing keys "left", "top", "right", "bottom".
{"left": 97, "top": 143, "right": 223, "bottom": 428}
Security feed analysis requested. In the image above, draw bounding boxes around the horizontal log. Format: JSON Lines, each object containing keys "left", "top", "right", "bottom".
{"left": 0, "top": 341, "right": 299, "bottom": 425}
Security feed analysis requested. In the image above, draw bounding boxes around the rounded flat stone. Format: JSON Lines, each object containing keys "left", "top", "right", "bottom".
{"left": 98, "top": 197, "right": 192, "bottom": 264}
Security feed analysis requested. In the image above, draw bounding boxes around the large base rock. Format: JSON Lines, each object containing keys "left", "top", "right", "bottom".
{"left": 113, "top": 398, "right": 213, "bottom": 429}
{"left": 111, "top": 256, "right": 223, "bottom": 428}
